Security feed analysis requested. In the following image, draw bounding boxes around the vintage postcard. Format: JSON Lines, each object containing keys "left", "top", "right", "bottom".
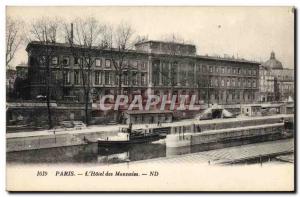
{"left": 6, "top": 6, "right": 295, "bottom": 191}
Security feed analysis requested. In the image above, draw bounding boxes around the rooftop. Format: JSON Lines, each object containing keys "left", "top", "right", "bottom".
{"left": 135, "top": 40, "right": 196, "bottom": 47}
{"left": 26, "top": 41, "right": 260, "bottom": 65}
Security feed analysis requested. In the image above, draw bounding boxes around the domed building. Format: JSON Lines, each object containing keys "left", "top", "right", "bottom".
{"left": 262, "top": 51, "right": 283, "bottom": 70}
{"left": 259, "top": 51, "right": 294, "bottom": 102}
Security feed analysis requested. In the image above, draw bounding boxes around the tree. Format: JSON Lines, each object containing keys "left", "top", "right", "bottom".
{"left": 28, "top": 17, "right": 60, "bottom": 129}
{"left": 105, "top": 22, "right": 135, "bottom": 94}
{"left": 6, "top": 17, "right": 24, "bottom": 69}
{"left": 103, "top": 22, "right": 136, "bottom": 122}
{"left": 64, "top": 17, "right": 105, "bottom": 125}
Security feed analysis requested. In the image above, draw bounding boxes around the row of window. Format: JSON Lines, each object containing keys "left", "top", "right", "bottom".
{"left": 208, "top": 78, "right": 257, "bottom": 88}
{"left": 50, "top": 56, "right": 147, "bottom": 70}
{"left": 207, "top": 92, "right": 255, "bottom": 101}
{"left": 153, "top": 70, "right": 257, "bottom": 88}
{"left": 207, "top": 65, "right": 257, "bottom": 76}
{"left": 63, "top": 71, "right": 147, "bottom": 86}
{"left": 166, "top": 91, "right": 255, "bottom": 101}
{"left": 59, "top": 71, "right": 257, "bottom": 88}
{"left": 155, "top": 61, "right": 257, "bottom": 75}
{"left": 45, "top": 56, "right": 258, "bottom": 77}
{"left": 150, "top": 90, "right": 255, "bottom": 103}
{"left": 195, "top": 64, "right": 257, "bottom": 76}
{"left": 157, "top": 62, "right": 258, "bottom": 76}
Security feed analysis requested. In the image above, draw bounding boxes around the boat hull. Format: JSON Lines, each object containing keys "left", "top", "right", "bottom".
{"left": 98, "top": 135, "right": 162, "bottom": 146}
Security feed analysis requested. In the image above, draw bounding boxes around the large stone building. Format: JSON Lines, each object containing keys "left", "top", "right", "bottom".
{"left": 26, "top": 40, "right": 260, "bottom": 108}
{"left": 259, "top": 52, "right": 294, "bottom": 102}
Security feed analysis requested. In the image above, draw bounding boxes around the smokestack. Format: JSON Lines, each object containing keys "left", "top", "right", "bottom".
{"left": 70, "top": 23, "right": 74, "bottom": 44}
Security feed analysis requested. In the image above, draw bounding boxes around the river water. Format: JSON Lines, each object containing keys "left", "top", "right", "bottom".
{"left": 7, "top": 137, "right": 292, "bottom": 165}
{"left": 7, "top": 141, "right": 167, "bottom": 164}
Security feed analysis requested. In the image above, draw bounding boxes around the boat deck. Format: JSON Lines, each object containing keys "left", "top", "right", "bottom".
{"left": 168, "top": 122, "right": 284, "bottom": 137}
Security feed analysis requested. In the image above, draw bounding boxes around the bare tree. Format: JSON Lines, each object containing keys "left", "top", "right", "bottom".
{"left": 64, "top": 17, "right": 105, "bottom": 125}
{"left": 6, "top": 17, "right": 24, "bottom": 69}
{"left": 28, "top": 17, "right": 61, "bottom": 129}
{"left": 104, "top": 22, "right": 136, "bottom": 122}
{"left": 106, "top": 22, "right": 135, "bottom": 94}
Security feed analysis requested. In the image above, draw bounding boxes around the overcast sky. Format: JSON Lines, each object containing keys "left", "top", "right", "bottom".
{"left": 7, "top": 6, "right": 294, "bottom": 69}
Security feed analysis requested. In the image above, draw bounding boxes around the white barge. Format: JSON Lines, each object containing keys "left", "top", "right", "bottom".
{"left": 166, "top": 122, "right": 286, "bottom": 148}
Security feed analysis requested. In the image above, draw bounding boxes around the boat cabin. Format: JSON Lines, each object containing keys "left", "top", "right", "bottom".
{"left": 240, "top": 104, "right": 262, "bottom": 117}
{"left": 123, "top": 110, "right": 173, "bottom": 124}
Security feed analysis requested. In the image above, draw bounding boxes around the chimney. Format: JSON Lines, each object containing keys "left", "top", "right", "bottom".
{"left": 70, "top": 23, "right": 74, "bottom": 44}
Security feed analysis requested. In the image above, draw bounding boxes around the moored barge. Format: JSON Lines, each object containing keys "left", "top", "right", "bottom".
{"left": 166, "top": 122, "right": 288, "bottom": 148}
{"left": 97, "top": 128, "right": 162, "bottom": 146}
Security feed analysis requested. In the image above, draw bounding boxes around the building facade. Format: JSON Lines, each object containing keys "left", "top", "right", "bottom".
{"left": 271, "top": 68, "right": 294, "bottom": 101}
{"left": 26, "top": 40, "right": 260, "bottom": 107}
{"left": 259, "top": 65, "right": 275, "bottom": 102}
{"left": 259, "top": 52, "right": 294, "bottom": 102}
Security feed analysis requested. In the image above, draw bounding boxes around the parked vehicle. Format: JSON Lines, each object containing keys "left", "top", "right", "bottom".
{"left": 59, "top": 121, "right": 86, "bottom": 129}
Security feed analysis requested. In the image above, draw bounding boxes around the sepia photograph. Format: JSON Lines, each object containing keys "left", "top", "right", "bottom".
{"left": 5, "top": 6, "right": 295, "bottom": 191}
